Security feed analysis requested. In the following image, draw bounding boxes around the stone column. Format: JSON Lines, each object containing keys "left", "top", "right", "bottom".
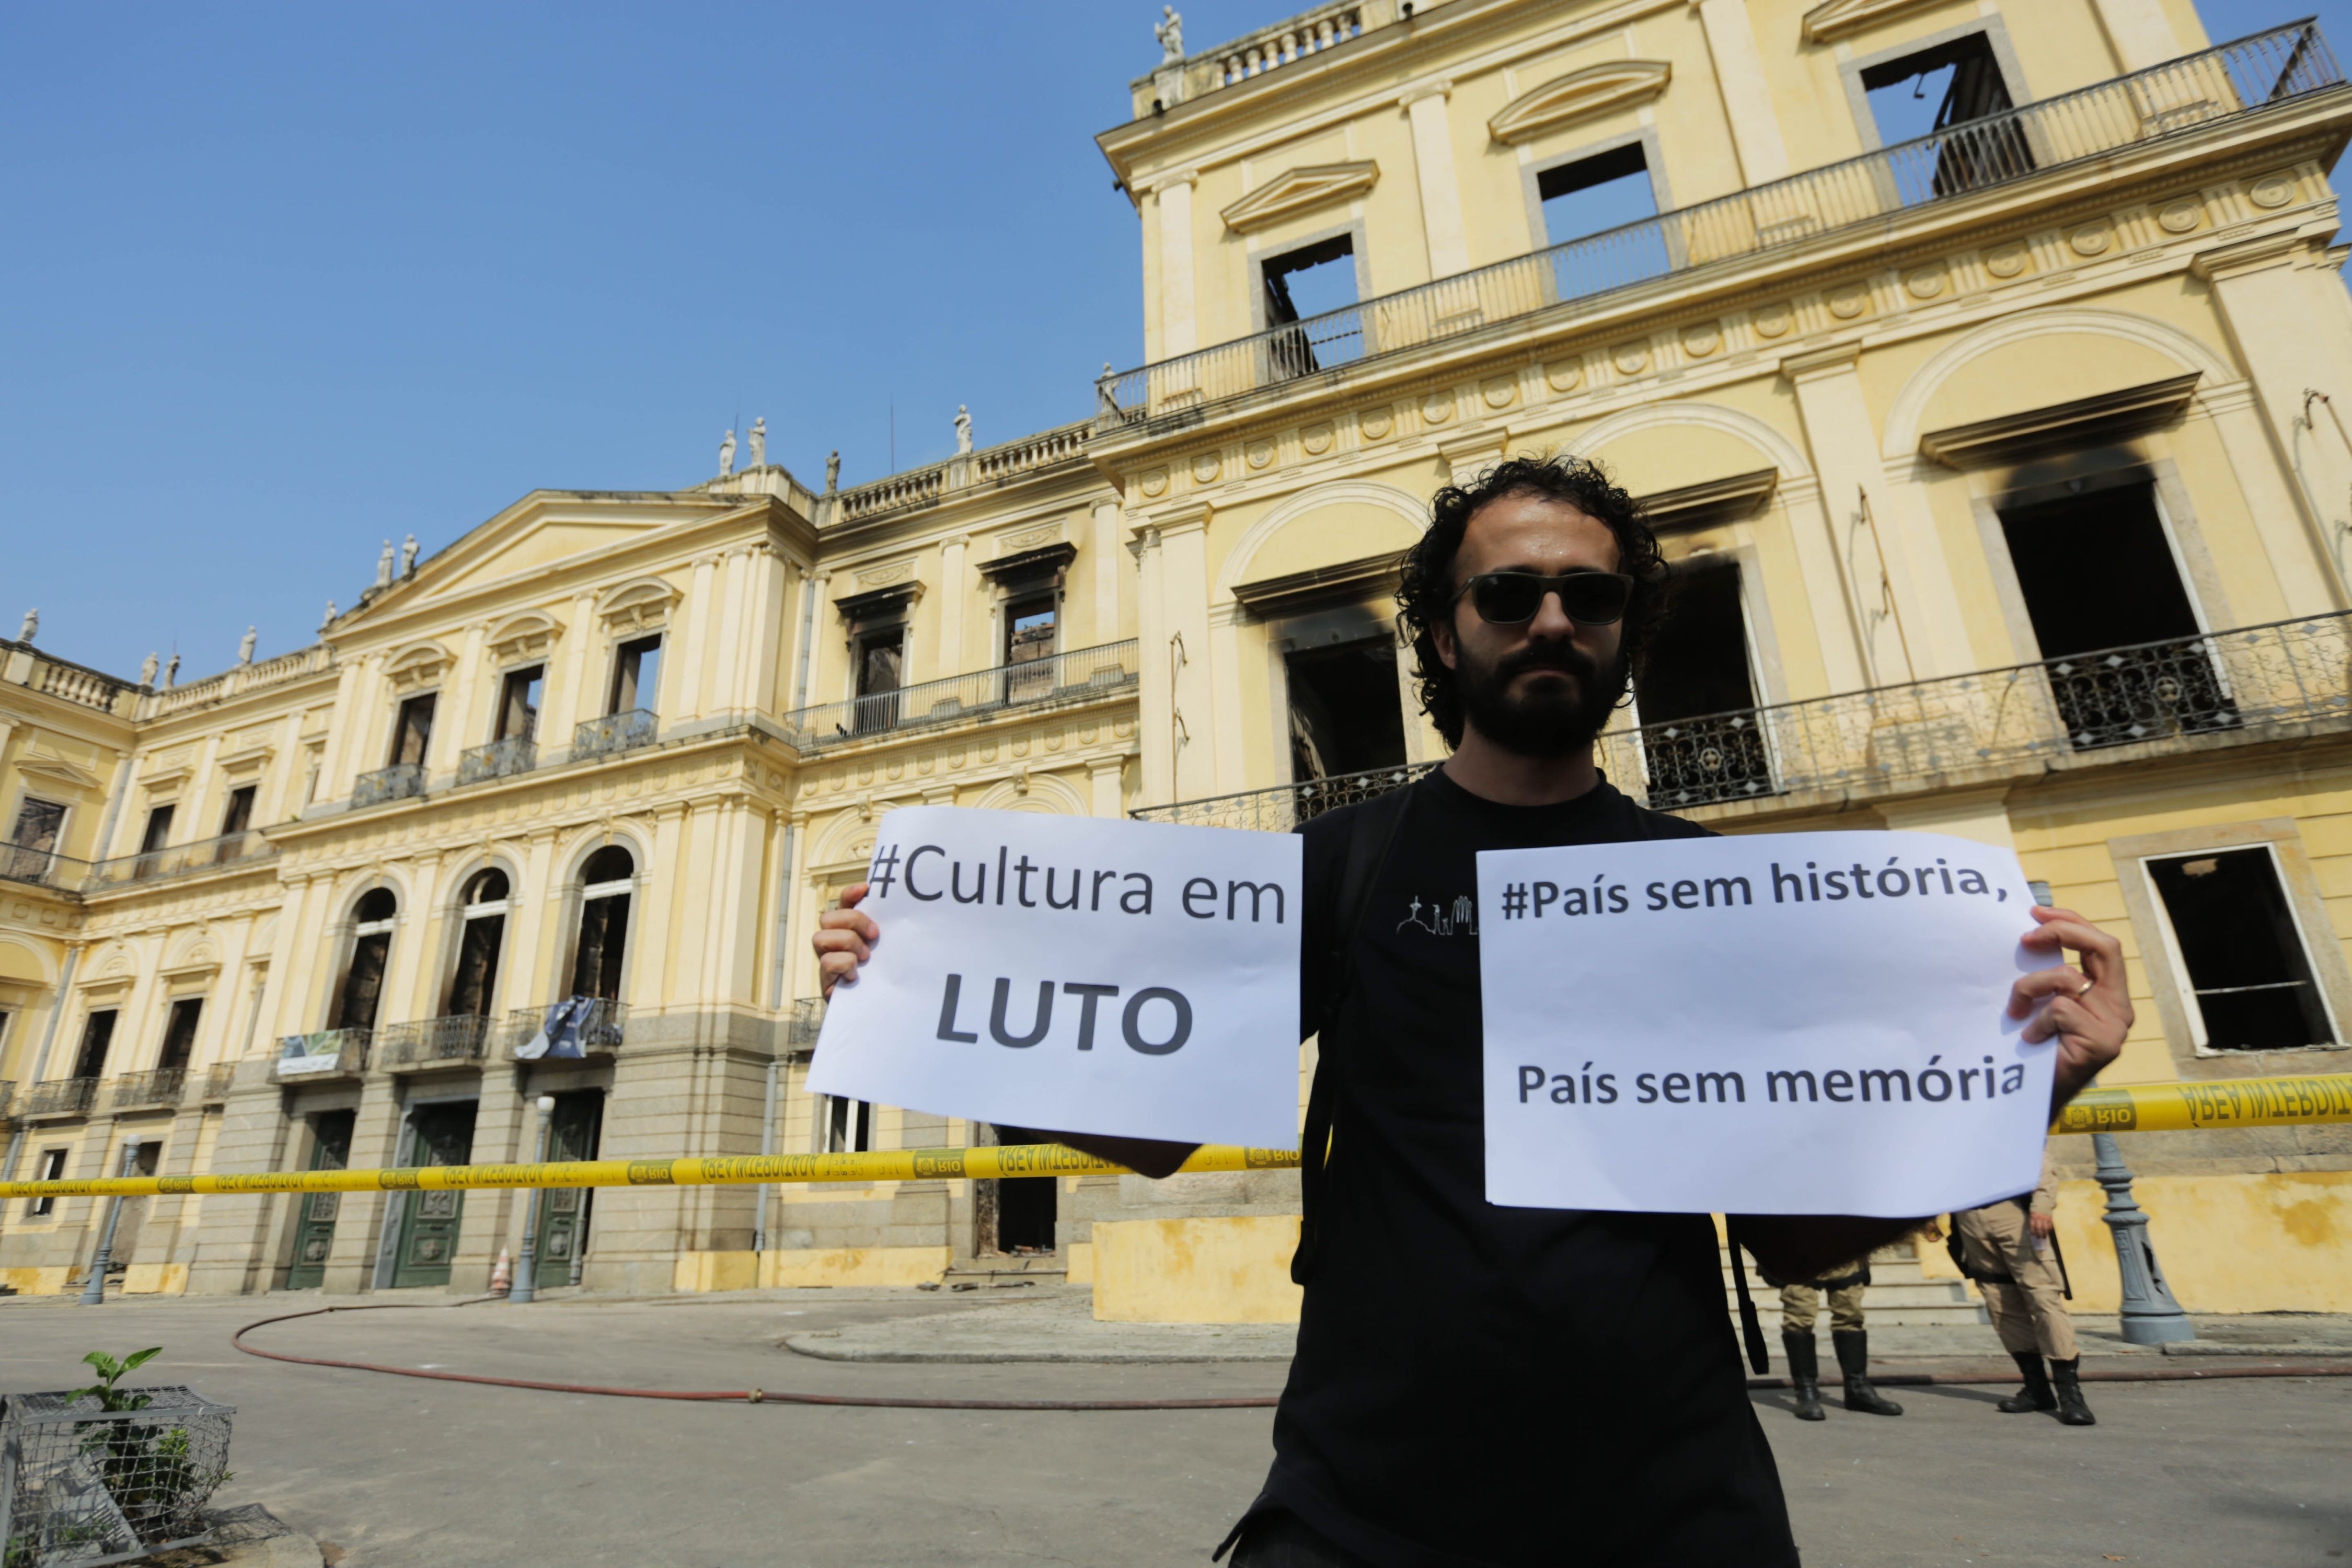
{"left": 313, "top": 656, "right": 370, "bottom": 805}
{"left": 1783, "top": 344, "right": 1974, "bottom": 681}
{"left": 325, "top": 1083, "right": 404, "bottom": 1294}
{"left": 2193, "top": 235, "right": 2352, "bottom": 613}
{"left": 438, "top": 623, "right": 489, "bottom": 776}
{"left": 1207, "top": 602, "right": 1250, "bottom": 793}
{"left": 1153, "top": 171, "right": 1201, "bottom": 359}
{"left": 1690, "top": 0, "right": 1790, "bottom": 187}
{"left": 676, "top": 554, "right": 719, "bottom": 719}
{"left": 183, "top": 1060, "right": 297, "bottom": 1296}
{"left": 545, "top": 596, "right": 596, "bottom": 749}
{"left": 1092, "top": 502, "right": 1123, "bottom": 648}
{"left": 1401, "top": 81, "right": 1471, "bottom": 278}
{"left": 1133, "top": 522, "right": 1175, "bottom": 805}
{"left": 937, "top": 534, "right": 971, "bottom": 679}
{"left": 1152, "top": 505, "right": 1218, "bottom": 802}
{"left": 1774, "top": 476, "right": 1870, "bottom": 694}
{"left": 460, "top": 1054, "right": 525, "bottom": 1292}
{"left": 1088, "top": 755, "right": 1128, "bottom": 820}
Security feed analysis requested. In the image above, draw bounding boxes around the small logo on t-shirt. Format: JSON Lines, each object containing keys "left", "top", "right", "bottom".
{"left": 1397, "top": 894, "right": 1478, "bottom": 938}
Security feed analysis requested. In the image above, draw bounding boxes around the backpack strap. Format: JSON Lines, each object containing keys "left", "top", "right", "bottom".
{"left": 1289, "top": 781, "right": 1416, "bottom": 1287}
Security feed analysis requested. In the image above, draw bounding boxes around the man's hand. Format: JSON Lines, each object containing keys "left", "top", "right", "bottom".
{"left": 814, "top": 883, "right": 879, "bottom": 999}
{"left": 2010, "top": 903, "right": 2132, "bottom": 1106}
{"left": 2028, "top": 1210, "right": 2055, "bottom": 1240}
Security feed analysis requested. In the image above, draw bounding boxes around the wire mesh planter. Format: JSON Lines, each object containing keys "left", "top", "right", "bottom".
{"left": 0, "top": 1386, "right": 234, "bottom": 1567}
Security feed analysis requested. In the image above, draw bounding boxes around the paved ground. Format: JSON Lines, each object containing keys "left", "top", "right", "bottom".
{"left": 2, "top": 1289, "right": 2347, "bottom": 1567}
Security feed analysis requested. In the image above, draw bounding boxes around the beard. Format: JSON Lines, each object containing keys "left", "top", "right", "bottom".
{"left": 1454, "top": 637, "right": 1630, "bottom": 758}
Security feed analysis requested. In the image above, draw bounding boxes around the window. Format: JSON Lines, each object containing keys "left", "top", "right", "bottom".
{"left": 823, "top": 1096, "right": 873, "bottom": 1155}
{"left": 2149, "top": 848, "right": 2337, "bottom": 1051}
{"left": 1005, "top": 593, "right": 1058, "bottom": 701}
{"left": 389, "top": 693, "right": 437, "bottom": 768}
{"left": 446, "top": 869, "right": 511, "bottom": 1018}
{"left": 4, "top": 797, "right": 65, "bottom": 881}
{"left": 571, "top": 846, "right": 635, "bottom": 1001}
{"left": 1860, "top": 33, "right": 2031, "bottom": 197}
{"left": 1262, "top": 236, "right": 1362, "bottom": 377}
{"left": 137, "top": 804, "right": 175, "bottom": 858}
{"left": 1538, "top": 145, "right": 1670, "bottom": 295}
{"left": 28, "top": 1149, "right": 65, "bottom": 1217}
{"left": 217, "top": 784, "right": 257, "bottom": 839}
{"left": 1998, "top": 478, "right": 2232, "bottom": 747}
{"left": 495, "top": 665, "right": 545, "bottom": 743}
{"left": 1285, "top": 636, "right": 1407, "bottom": 783}
{"left": 73, "top": 1010, "right": 117, "bottom": 1081}
{"left": 853, "top": 630, "right": 904, "bottom": 734}
{"left": 157, "top": 997, "right": 203, "bottom": 1073}
{"left": 333, "top": 889, "right": 398, "bottom": 1031}
{"left": 609, "top": 636, "right": 662, "bottom": 716}
{"left": 1634, "top": 560, "right": 1771, "bottom": 807}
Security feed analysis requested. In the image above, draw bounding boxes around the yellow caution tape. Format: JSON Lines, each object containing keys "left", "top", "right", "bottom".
{"left": 2051, "top": 1071, "right": 2352, "bottom": 1135}
{"left": 4, "top": 1075, "right": 2344, "bottom": 1202}
{"left": 0, "top": 1141, "right": 1298, "bottom": 1202}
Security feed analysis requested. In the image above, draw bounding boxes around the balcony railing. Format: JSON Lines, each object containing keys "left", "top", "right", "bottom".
{"left": 1137, "top": 613, "right": 2352, "bottom": 830}
{"left": 0, "top": 844, "right": 90, "bottom": 892}
{"left": 575, "top": 708, "right": 658, "bottom": 761}
{"left": 87, "top": 828, "right": 275, "bottom": 890}
{"left": 275, "top": 1029, "right": 371, "bottom": 1079}
{"left": 503, "top": 999, "right": 628, "bottom": 1055}
{"left": 377, "top": 1015, "right": 492, "bottom": 1070}
{"left": 18, "top": 1078, "right": 98, "bottom": 1118}
{"left": 1098, "top": 22, "right": 2342, "bottom": 432}
{"left": 109, "top": 1068, "right": 186, "bottom": 1109}
{"left": 191, "top": 1064, "right": 237, "bottom": 1102}
{"left": 353, "top": 763, "right": 427, "bottom": 809}
{"left": 458, "top": 735, "right": 538, "bottom": 786}
{"left": 779, "top": 640, "right": 1140, "bottom": 751}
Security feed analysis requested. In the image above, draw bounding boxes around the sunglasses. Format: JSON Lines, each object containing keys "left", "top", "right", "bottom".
{"left": 1451, "top": 570, "right": 1636, "bottom": 626}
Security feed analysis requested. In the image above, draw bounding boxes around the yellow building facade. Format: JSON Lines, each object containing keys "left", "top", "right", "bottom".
{"left": 4, "top": 0, "right": 2351, "bottom": 1316}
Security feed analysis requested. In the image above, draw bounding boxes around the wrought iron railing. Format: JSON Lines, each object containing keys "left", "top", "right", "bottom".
{"left": 274, "top": 1029, "right": 371, "bottom": 1079}
{"left": 190, "top": 1064, "right": 237, "bottom": 1102}
{"left": 1097, "top": 22, "right": 2342, "bottom": 431}
{"left": 109, "top": 1068, "right": 186, "bottom": 1109}
{"left": 574, "top": 708, "right": 658, "bottom": 761}
{"left": 779, "top": 640, "right": 1140, "bottom": 751}
{"left": 353, "top": 763, "right": 428, "bottom": 809}
{"left": 87, "top": 828, "right": 275, "bottom": 890}
{"left": 502, "top": 999, "right": 628, "bottom": 1054}
{"left": 0, "top": 844, "right": 89, "bottom": 891}
{"left": 377, "top": 1015, "right": 492, "bottom": 1069}
{"left": 458, "top": 734, "right": 538, "bottom": 786}
{"left": 1137, "top": 613, "right": 2352, "bottom": 829}
{"left": 18, "top": 1078, "right": 98, "bottom": 1117}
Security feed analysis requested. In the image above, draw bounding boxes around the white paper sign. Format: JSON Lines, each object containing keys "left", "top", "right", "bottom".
{"left": 808, "top": 806, "right": 1304, "bottom": 1149}
{"left": 1478, "top": 831, "right": 2053, "bottom": 1217}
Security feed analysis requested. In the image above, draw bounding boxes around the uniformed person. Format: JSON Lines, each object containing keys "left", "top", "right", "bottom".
{"left": 1769, "top": 1258, "right": 1901, "bottom": 1420}
{"left": 1952, "top": 1148, "right": 2094, "bottom": 1426}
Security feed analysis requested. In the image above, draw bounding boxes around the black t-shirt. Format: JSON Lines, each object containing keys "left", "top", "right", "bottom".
{"left": 1262, "top": 769, "right": 1797, "bottom": 1568}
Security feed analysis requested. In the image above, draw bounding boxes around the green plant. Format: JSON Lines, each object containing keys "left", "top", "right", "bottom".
{"left": 67, "top": 1346, "right": 161, "bottom": 1413}
{"left": 63, "top": 1347, "right": 229, "bottom": 1539}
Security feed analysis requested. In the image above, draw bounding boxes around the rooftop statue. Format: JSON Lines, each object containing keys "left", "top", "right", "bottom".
{"left": 955, "top": 405, "right": 974, "bottom": 455}
{"left": 826, "top": 449, "right": 841, "bottom": 493}
{"left": 16, "top": 608, "right": 34, "bottom": 643}
{"left": 320, "top": 600, "right": 338, "bottom": 632}
{"left": 140, "top": 652, "right": 159, "bottom": 686}
{"left": 238, "top": 626, "right": 258, "bottom": 665}
{"left": 400, "top": 534, "right": 419, "bottom": 576}
{"left": 1156, "top": 5, "right": 1183, "bottom": 63}
{"left": 375, "top": 539, "right": 395, "bottom": 589}
{"left": 748, "top": 417, "right": 767, "bottom": 469}
{"left": 719, "top": 428, "right": 736, "bottom": 477}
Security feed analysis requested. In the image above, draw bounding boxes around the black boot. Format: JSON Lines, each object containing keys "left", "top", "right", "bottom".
{"left": 1782, "top": 1331, "right": 1826, "bottom": 1421}
{"left": 2050, "top": 1357, "right": 2096, "bottom": 1426}
{"left": 1997, "top": 1350, "right": 2056, "bottom": 1413}
{"left": 1834, "top": 1329, "right": 1903, "bottom": 1415}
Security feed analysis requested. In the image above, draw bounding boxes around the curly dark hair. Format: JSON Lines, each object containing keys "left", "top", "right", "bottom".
{"left": 1396, "top": 455, "right": 1668, "bottom": 748}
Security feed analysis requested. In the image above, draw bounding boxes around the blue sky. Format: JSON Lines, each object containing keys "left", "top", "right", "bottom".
{"left": 1, "top": 0, "right": 2342, "bottom": 681}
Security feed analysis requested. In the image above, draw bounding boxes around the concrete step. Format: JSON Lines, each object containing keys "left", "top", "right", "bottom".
{"left": 1719, "top": 1244, "right": 1989, "bottom": 1328}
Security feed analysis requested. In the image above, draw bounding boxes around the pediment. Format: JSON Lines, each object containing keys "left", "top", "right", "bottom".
{"left": 366, "top": 491, "right": 744, "bottom": 611}
{"left": 436, "top": 518, "right": 678, "bottom": 598}
{"left": 485, "top": 609, "right": 564, "bottom": 664}
{"left": 384, "top": 640, "right": 454, "bottom": 692}
{"left": 13, "top": 757, "right": 105, "bottom": 795}
{"left": 1802, "top": 0, "right": 1951, "bottom": 44}
{"left": 1489, "top": 61, "right": 1671, "bottom": 145}
{"left": 596, "top": 577, "right": 682, "bottom": 633}
{"left": 1220, "top": 161, "right": 1379, "bottom": 234}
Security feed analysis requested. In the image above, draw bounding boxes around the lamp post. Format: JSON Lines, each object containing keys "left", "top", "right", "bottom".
{"left": 79, "top": 1139, "right": 142, "bottom": 1306}
{"left": 2092, "top": 1130, "right": 2196, "bottom": 1344}
{"left": 511, "top": 1094, "right": 556, "bottom": 1305}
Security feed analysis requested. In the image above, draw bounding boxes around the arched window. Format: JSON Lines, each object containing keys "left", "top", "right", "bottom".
{"left": 445, "top": 869, "right": 511, "bottom": 1019}
{"left": 333, "top": 889, "right": 399, "bottom": 1030}
{"left": 571, "top": 847, "right": 635, "bottom": 1000}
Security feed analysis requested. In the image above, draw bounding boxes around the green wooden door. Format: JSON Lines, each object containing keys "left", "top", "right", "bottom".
{"left": 533, "top": 1092, "right": 603, "bottom": 1282}
{"left": 285, "top": 1111, "right": 354, "bottom": 1289}
{"left": 391, "top": 1102, "right": 477, "bottom": 1287}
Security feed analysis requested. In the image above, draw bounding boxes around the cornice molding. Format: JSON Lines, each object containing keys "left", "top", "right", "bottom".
{"left": 1488, "top": 60, "right": 1671, "bottom": 145}
{"left": 1220, "top": 160, "right": 1379, "bottom": 233}
{"left": 1801, "top": 0, "right": 1946, "bottom": 45}
{"left": 1918, "top": 372, "right": 2204, "bottom": 468}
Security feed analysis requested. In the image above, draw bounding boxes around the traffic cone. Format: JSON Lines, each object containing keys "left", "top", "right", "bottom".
{"left": 491, "top": 1248, "right": 512, "bottom": 1296}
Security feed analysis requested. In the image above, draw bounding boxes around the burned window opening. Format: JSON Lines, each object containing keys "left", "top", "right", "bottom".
{"left": 1262, "top": 235, "right": 1359, "bottom": 379}
{"left": 2149, "top": 847, "right": 2336, "bottom": 1051}
{"left": 157, "top": 997, "right": 203, "bottom": 1074}
{"left": 1285, "top": 635, "right": 1407, "bottom": 783}
{"left": 1860, "top": 32, "right": 2033, "bottom": 196}
{"left": 1635, "top": 560, "right": 1770, "bottom": 807}
{"left": 72, "top": 1009, "right": 118, "bottom": 1081}
{"left": 389, "top": 693, "right": 437, "bottom": 768}
{"left": 495, "top": 665, "right": 546, "bottom": 743}
{"left": 609, "top": 635, "right": 663, "bottom": 716}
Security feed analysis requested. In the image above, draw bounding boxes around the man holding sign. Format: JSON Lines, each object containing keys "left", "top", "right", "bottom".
{"left": 817, "top": 457, "right": 2130, "bottom": 1568}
